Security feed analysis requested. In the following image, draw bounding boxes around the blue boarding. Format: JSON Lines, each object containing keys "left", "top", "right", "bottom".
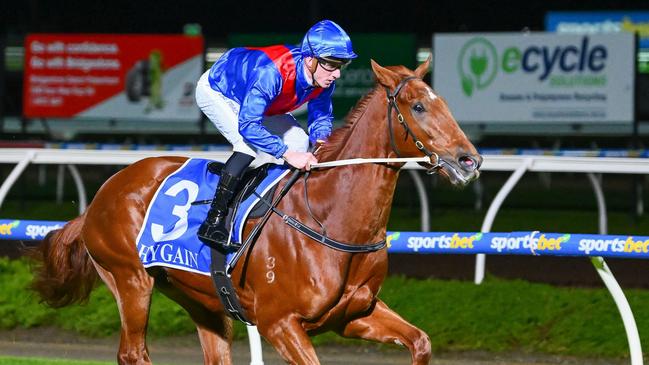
{"left": 135, "top": 158, "right": 290, "bottom": 275}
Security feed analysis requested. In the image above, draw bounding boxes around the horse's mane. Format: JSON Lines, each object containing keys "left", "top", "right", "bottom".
{"left": 317, "top": 87, "right": 381, "bottom": 161}
{"left": 317, "top": 65, "right": 415, "bottom": 161}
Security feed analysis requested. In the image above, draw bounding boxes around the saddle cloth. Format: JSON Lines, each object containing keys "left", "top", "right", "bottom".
{"left": 135, "top": 158, "right": 290, "bottom": 275}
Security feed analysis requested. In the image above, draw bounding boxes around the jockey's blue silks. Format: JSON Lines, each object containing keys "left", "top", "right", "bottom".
{"left": 207, "top": 46, "right": 331, "bottom": 158}
{"left": 205, "top": 20, "right": 357, "bottom": 159}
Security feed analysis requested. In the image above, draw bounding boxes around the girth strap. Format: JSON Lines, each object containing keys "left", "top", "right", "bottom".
{"left": 209, "top": 248, "right": 253, "bottom": 325}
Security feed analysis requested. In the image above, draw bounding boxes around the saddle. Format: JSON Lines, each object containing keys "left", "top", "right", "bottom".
{"left": 206, "top": 162, "right": 280, "bottom": 225}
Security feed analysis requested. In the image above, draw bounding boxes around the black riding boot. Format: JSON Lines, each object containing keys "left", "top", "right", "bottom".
{"left": 197, "top": 152, "right": 255, "bottom": 251}
{"left": 197, "top": 171, "right": 241, "bottom": 250}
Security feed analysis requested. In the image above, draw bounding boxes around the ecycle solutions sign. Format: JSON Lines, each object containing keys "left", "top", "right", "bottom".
{"left": 433, "top": 33, "right": 634, "bottom": 123}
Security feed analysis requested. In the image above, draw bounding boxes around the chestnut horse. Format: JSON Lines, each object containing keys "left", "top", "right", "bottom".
{"left": 31, "top": 58, "right": 481, "bottom": 364}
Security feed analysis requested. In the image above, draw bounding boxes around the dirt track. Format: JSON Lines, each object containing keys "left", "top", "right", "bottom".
{"left": 0, "top": 328, "right": 628, "bottom": 365}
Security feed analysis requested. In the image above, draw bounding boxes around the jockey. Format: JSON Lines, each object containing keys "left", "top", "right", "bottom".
{"left": 195, "top": 19, "right": 357, "bottom": 250}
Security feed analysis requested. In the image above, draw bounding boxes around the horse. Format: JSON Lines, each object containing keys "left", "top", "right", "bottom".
{"left": 30, "top": 58, "right": 481, "bottom": 365}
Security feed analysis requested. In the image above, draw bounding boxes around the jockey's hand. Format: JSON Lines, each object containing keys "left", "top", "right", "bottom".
{"left": 282, "top": 150, "right": 318, "bottom": 171}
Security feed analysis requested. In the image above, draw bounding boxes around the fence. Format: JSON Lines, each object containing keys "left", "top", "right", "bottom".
{"left": 2, "top": 148, "right": 649, "bottom": 364}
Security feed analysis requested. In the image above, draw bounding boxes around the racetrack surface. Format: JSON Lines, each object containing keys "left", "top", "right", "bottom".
{"left": 0, "top": 328, "right": 628, "bottom": 365}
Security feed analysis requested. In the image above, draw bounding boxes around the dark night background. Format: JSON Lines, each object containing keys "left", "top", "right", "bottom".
{"left": 1, "top": 1, "right": 648, "bottom": 144}
{"left": 2, "top": 1, "right": 646, "bottom": 43}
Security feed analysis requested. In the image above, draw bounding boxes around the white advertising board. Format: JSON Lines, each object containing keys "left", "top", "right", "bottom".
{"left": 433, "top": 33, "right": 635, "bottom": 123}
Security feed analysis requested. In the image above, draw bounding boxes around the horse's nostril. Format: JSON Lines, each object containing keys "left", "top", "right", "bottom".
{"left": 459, "top": 156, "right": 478, "bottom": 171}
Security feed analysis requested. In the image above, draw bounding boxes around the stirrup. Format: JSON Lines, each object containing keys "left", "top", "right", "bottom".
{"left": 198, "top": 223, "right": 240, "bottom": 253}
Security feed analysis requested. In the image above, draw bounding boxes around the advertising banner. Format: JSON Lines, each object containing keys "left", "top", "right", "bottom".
{"left": 4, "top": 219, "right": 648, "bottom": 260}
{"left": 0, "top": 219, "right": 64, "bottom": 241}
{"left": 433, "top": 33, "right": 634, "bottom": 123}
{"left": 23, "top": 34, "right": 203, "bottom": 121}
{"left": 546, "top": 11, "right": 649, "bottom": 49}
{"left": 386, "top": 231, "right": 649, "bottom": 259}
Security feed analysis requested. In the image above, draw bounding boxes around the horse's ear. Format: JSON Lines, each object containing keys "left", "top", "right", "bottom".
{"left": 414, "top": 55, "right": 432, "bottom": 79}
{"left": 370, "top": 59, "right": 400, "bottom": 89}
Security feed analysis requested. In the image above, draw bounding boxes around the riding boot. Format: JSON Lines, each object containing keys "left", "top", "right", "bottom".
{"left": 197, "top": 171, "right": 241, "bottom": 251}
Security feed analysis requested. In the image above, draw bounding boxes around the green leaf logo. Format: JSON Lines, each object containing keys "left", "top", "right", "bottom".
{"left": 457, "top": 37, "right": 498, "bottom": 98}
{"left": 470, "top": 50, "right": 488, "bottom": 80}
{"left": 461, "top": 76, "right": 474, "bottom": 96}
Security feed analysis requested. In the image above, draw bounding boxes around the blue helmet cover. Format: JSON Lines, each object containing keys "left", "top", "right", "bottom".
{"left": 301, "top": 20, "right": 357, "bottom": 60}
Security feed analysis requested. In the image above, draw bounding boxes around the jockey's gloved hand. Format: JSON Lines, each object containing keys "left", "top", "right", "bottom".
{"left": 282, "top": 150, "right": 318, "bottom": 171}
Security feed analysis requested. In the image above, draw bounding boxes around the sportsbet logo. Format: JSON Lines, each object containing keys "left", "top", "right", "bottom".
{"left": 386, "top": 232, "right": 400, "bottom": 248}
{"left": 0, "top": 220, "right": 20, "bottom": 236}
{"left": 458, "top": 36, "right": 608, "bottom": 96}
{"left": 490, "top": 232, "right": 570, "bottom": 253}
{"left": 579, "top": 236, "right": 649, "bottom": 255}
{"left": 407, "top": 233, "right": 482, "bottom": 252}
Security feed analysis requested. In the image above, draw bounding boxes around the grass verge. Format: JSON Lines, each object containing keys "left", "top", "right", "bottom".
{"left": 2, "top": 257, "right": 647, "bottom": 359}
{"left": 0, "top": 357, "right": 111, "bottom": 365}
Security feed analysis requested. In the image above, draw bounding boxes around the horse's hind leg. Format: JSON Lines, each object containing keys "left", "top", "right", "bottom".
{"left": 153, "top": 270, "right": 233, "bottom": 365}
{"left": 193, "top": 312, "right": 232, "bottom": 365}
{"left": 93, "top": 262, "right": 155, "bottom": 365}
{"left": 182, "top": 302, "right": 232, "bottom": 365}
{"left": 338, "top": 299, "right": 431, "bottom": 365}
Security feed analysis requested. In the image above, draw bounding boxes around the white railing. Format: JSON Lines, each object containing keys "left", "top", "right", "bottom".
{"left": 1, "top": 148, "right": 648, "bottom": 365}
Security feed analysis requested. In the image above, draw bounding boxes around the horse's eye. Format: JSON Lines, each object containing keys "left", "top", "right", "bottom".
{"left": 412, "top": 103, "right": 426, "bottom": 114}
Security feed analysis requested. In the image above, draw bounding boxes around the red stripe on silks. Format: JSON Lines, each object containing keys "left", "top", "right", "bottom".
{"left": 249, "top": 45, "right": 324, "bottom": 116}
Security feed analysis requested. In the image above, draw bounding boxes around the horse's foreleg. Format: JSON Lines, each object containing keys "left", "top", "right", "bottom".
{"left": 94, "top": 263, "right": 154, "bottom": 365}
{"left": 257, "top": 314, "right": 320, "bottom": 365}
{"left": 339, "top": 299, "right": 431, "bottom": 365}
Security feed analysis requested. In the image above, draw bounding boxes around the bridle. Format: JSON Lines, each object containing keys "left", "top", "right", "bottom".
{"left": 385, "top": 76, "right": 444, "bottom": 175}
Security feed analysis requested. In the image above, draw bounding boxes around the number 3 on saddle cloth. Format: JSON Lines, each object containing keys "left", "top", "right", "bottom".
{"left": 135, "top": 158, "right": 291, "bottom": 276}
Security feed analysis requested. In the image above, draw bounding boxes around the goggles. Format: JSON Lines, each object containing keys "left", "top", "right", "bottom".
{"left": 316, "top": 57, "right": 351, "bottom": 71}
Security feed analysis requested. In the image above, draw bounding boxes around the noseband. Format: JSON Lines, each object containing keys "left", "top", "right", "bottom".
{"left": 385, "top": 76, "right": 443, "bottom": 174}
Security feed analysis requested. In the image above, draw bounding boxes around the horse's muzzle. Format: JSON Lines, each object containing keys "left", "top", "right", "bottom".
{"left": 434, "top": 154, "right": 481, "bottom": 186}
{"left": 458, "top": 154, "right": 482, "bottom": 172}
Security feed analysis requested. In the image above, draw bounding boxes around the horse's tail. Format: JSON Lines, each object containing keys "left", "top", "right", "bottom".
{"left": 30, "top": 214, "right": 98, "bottom": 308}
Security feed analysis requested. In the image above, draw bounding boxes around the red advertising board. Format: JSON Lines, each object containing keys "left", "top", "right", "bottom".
{"left": 23, "top": 34, "right": 204, "bottom": 121}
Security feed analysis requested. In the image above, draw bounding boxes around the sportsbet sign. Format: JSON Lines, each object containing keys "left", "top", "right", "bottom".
{"left": 433, "top": 33, "right": 635, "bottom": 123}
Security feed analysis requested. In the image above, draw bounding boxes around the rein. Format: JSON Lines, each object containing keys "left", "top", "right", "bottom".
{"left": 311, "top": 156, "right": 430, "bottom": 168}
{"left": 275, "top": 76, "right": 448, "bottom": 255}
{"left": 311, "top": 77, "right": 444, "bottom": 173}
{"left": 228, "top": 76, "right": 448, "bottom": 272}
